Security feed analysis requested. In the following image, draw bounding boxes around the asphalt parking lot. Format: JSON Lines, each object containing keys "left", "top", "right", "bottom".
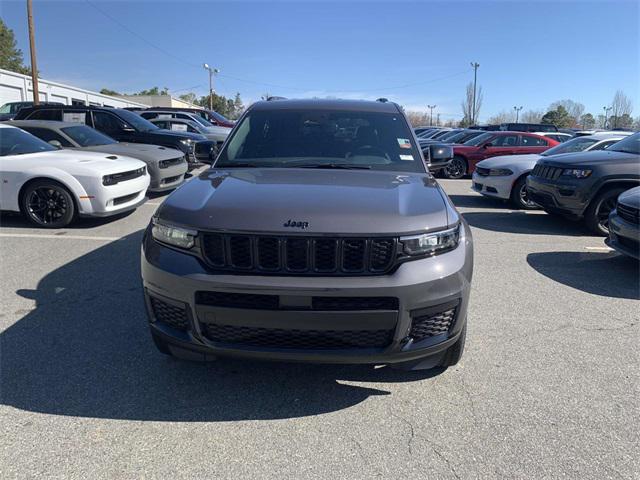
{"left": 1, "top": 173, "right": 638, "bottom": 479}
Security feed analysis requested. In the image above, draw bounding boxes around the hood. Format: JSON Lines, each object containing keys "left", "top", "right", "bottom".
{"left": 157, "top": 168, "right": 451, "bottom": 235}
{"left": 79, "top": 143, "right": 182, "bottom": 162}
{"left": 477, "top": 154, "right": 541, "bottom": 169}
{"left": 538, "top": 149, "right": 639, "bottom": 166}
{"left": 23, "top": 149, "right": 146, "bottom": 175}
{"left": 618, "top": 186, "right": 640, "bottom": 209}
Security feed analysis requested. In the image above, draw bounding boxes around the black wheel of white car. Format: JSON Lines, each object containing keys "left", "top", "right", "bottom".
{"left": 21, "top": 180, "right": 76, "bottom": 228}
{"left": 584, "top": 187, "right": 625, "bottom": 236}
{"left": 510, "top": 176, "right": 539, "bottom": 210}
{"left": 443, "top": 156, "right": 467, "bottom": 179}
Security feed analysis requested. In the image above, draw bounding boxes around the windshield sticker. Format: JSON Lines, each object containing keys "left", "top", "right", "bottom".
{"left": 399, "top": 154, "right": 414, "bottom": 161}
{"left": 397, "top": 138, "right": 411, "bottom": 149}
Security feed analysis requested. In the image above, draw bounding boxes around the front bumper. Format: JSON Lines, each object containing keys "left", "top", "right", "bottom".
{"left": 148, "top": 161, "right": 188, "bottom": 192}
{"left": 78, "top": 173, "right": 150, "bottom": 217}
{"left": 140, "top": 223, "right": 473, "bottom": 365}
{"left": 526, "top": 175, "right": 590, "bottom": 217}
{"left": 606, "top": 210, "right": 640, "bottom": 259}
{"left": 471, "top": 172, "right": 514, "bottom": 200}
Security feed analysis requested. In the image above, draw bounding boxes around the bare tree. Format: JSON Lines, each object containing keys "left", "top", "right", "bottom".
{"left": 405, "top": 111, "right": 429, "bottom": 127}
{"left": 610, "top": 90, "right": 633, "bottom": 128}
{"left": 520, "top": 110, "right": 544, "bottom": 123}
{"left": 486, "top": 110, "right": 515, "bottom": 125}
{"left": 549, "top": 99, "right": 585, "bottom": 125}
{"left": 461, "top": 82, "right": 483, "bottom": 125}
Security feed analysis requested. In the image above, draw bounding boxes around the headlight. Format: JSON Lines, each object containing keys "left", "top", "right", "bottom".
{"left": 400, "top": 224, "right": 460, "bottom": 256}
{"left": 561, "top": 168, "right": 592, "bottom": 179}
{"left": 151, "top": 219, "right": 196, "bottom": 249}
{"left": 179, "top": 139, "right": 195, "bottom": 152}
{"left": 489, "top": 168, "right": 513, "bottom": 176}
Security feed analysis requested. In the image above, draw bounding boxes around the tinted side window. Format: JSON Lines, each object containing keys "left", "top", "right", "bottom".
{"left": 521, "top": 135, "right": 547, "bottom": 146}
{"left": 591, "top": 140, "right": 615, "bottom": 151}
{"left": 27, "top": 109, "right": 62, "bottom": 121}
{"left": 20, "top": 127, "right": 73, "bottom": 147}
{"left": 140, "top": 112, "right": 158, "bottom": 120}
{"left": 493, "top": 135, "right": 518, "bottom": 146}
{"left": 93, "top": 111, "right": 125, "bottom": 134}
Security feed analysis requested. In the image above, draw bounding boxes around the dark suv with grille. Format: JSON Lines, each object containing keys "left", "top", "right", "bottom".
{"left": 527, "top": 133, "right": 640, "bottom": 235}
{"left": 141, "top": 99, "right": 473, "bottom": 370}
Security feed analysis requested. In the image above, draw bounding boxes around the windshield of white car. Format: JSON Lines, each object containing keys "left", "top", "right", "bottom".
{"left": 541, "top": 137, "right": 598, "bottom": 156}
{"left": 61, "top": 125, "right": 117, "bottom": 147}
{"left": 607, "top": 133, "right": 640, "bottom": 155}
{"left": 0, "top": 128, "right": 56, "bottom": 156}
{"left": 216, "top": 109, "right": 425, "bottom": 173}
{"left": 463, "top": 132, "right": 494, "bottom": 146}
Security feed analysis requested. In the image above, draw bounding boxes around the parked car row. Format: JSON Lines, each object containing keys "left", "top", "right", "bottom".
{"left": 0, "top": 103, "right": 237, "bottom": 228}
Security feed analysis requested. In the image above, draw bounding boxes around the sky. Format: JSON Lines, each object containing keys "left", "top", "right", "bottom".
{"left": 2, "top": 0, "right": 639, "bottom": 122}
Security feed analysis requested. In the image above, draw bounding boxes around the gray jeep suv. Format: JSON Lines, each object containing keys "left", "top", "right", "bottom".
{"left": 141, "top": 99, "right": 473, "bottom": 370}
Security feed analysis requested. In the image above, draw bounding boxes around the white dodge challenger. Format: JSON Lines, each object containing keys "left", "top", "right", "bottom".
{"left": 0, "top": 124, "right": 150, "bottom": 227}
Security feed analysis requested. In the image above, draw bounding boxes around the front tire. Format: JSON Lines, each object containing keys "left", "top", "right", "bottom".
{"left": 584, "top": 187, "right": 625, "bottom": 235}
{"left": 443, "top": 156, "right": 467, "bottom": 179}
{"left": 510, "top": 175, "right": 539, "bottom": 210}
{"left": 21, "top": 179, "right": 76, "bottom": 228}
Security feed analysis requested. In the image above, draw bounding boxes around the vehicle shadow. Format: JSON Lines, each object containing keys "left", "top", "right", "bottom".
{"left": 527, "top": 251, "right": 640, "bottom": 300}
{"left": 448, "top": 194, "right": 508, "bottom": 209}
{"left": 0, "top": 210, "right": 136, "bottom": 230}
{"left": 1, "top": 231, "right": 441, "bottom": 422}
{"left": 463, "top": 211, "right": 592, "bottom": 236}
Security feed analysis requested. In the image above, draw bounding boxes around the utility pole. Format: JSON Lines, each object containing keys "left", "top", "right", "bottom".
{"left": 513, "top": 106, "right": 523, "bottom": 123}
{"left": 427, "top": 105, "right": 436, "bottom": 126}
{"left": 203, "top": 63, "right": 219, "bottom": 110}
{"left": 436, "top": 113, "right": 440, "bottom": 126}
{"left": 470, "top": 62, "right": 480, "bottom": 125}
{"left": 26, "top": 0, "right": 39, "bottom": 105}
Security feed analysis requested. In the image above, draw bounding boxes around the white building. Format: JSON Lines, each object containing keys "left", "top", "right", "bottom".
{"left": 0, "top": 68, "right": 147, "bottom": 108}
{"left": 115, "top": 94, "right": 202, "bottom": 110}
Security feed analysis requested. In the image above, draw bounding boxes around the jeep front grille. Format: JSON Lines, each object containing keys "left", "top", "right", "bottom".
{"left": 201, "top": 233, "right": 398, "bottom": 275}
{"left": 531, "top": 164, "right": 563, "bottom": 180}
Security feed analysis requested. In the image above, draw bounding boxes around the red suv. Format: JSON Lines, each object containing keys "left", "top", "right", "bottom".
{"left": 444, "top": 131, "right": 559, "bottom": 179}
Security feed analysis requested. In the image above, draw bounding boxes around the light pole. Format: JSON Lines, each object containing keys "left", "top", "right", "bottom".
{"left": 203, "top": 63, "right": 219, "bottom": 110}
{"left": 513, "top": 106, "right": 523, "bottom": 123}
{"left": 427, "top": 105, "right": 436, "bottom": 126}
{"left": 27, "top": 0, "right": 39, "bottom": 105}
{"left": 470, "top": 62, "right": 480, "bottom": 125}
{"left": 603, "top": 106, "right": 612, "bottom": 129}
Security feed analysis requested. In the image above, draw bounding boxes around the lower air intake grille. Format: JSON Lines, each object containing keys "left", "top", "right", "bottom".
{"left": 409, "top": 304, "right": 457, "bottom": 342}
{"left": 149, "top": 296, "right": 189, "bottom": 331}
{"left": 201, "top": 323, "right": 394, "bottom": 350}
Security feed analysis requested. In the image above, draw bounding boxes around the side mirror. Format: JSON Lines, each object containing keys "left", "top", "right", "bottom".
{"left": 122, "top": 124, "right": 136, "bottom": 133}
{"left": 482, "top": 142, "right": 493, "bottom": 149}
{"left": 48, "top": 140, "right": 63, "bottom": 149}
{"left": 429, "top": 144, "right": 454, "bottom": 161}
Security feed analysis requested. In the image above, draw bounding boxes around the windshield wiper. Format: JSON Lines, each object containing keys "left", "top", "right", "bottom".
{"left": 295, "top": 163, "right": 372, "bottom": 170}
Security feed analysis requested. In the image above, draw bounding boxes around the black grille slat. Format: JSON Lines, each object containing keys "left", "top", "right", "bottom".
{"left": 533, "top": 164, "right": 563, "bottom": 180}
{"left": 201, "top": 323, "right": 393, "bottom": 350}
{"left": 285, "top": 238, "right": 309, "bottom": 271}
{"left": 342, "top": 239, "right": 366, "bottom": 272}
{"left": 201, "top": 234, "right": 397, "bottom": 275}
{"left": 159, "top": 156, "right": 185, "bottom": 169}
{"left": 314, "top": 238, "right": 338, "bottom": 272}
{"left": 229, "top": 236, "right": 252, "bottom": 268}
{"left": 257, "top": 237, "right": 280, "bottom": 270}
{"left": 196, "top": 291, "right": 279, "bottom": 310}
{"left": 370, "top": 239, "right": 395, "bottom": 271}
{"left": 312, "top": 297, "right": 399, "bottom": 311}
{"left": 150, "top": 297, "right": 189, "bottom": 330}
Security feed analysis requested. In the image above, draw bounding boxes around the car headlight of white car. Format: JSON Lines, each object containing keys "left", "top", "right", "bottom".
{"left": 400, "top": 224, "right": 460, "bottom": 256}
{"left": 151, "top": 218, "right": 197, "bottom": 249}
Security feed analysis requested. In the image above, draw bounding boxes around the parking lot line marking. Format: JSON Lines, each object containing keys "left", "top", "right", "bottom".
{"left": 585, "top": 246, "right": 613, "bottom": 251}
{"left": 0, "top": 233, "right": 121, "bottom": 241}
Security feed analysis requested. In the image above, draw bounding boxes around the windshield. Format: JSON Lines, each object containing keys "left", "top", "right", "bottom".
{"left": 61, "top": 125, "right": 117, "bottom": 146}
{"left": 0, "top": 127, "right": 56, "bottom": 156}
{"left": 437, "top": 130, "right": 462, "bottom": 141}
{"left": 115, "top": 109, "right": 159, "bottom": 132}
{"left": 464, "top": 132, "right": 494, "bottom": 146}
{"left": 208, "top": 110, "right": 231, "bottom": 123}
{"left": 607, "top": 133, "right": 640, "bottom": 155}
{"left": 216, "top": 108, "right": 425, "bottom": 173}
{"left": 541, "top": 137, "right": 598, "bottom": 156}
